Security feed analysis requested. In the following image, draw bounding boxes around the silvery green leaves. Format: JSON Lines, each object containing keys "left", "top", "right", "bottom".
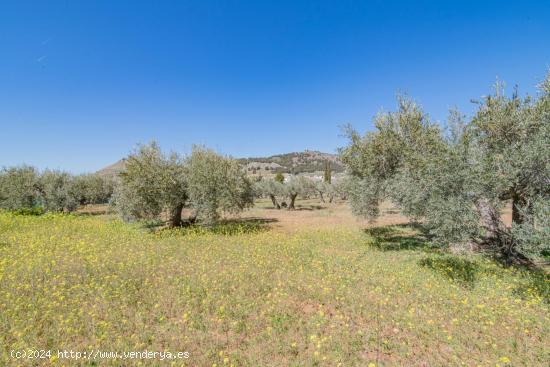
{"left": 341, "top": 72, "right": 550, "bottom": 262}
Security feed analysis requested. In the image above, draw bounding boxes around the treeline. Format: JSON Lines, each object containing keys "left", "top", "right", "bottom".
{"left": 239, "top": 151, "right": 345, "bottom": 174}
{"left": 341, "top": 73, "right": 550, "bottom": 263}
{"left": 0, "top": 144, "right": 254, "bottom": 226}
{"left": 254, "top": 174, "right": 348, "bottom": 209}
{"left": 1, "top": 142, "right": 347, "bottom": 226}
{"left": 0, "top": 167, "right": 114, "bottom": 214}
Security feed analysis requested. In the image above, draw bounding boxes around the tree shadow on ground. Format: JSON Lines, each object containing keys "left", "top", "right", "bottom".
{"left": 154, "top": 217, "right": 277, "bottom": 236}
{"left": 263, "top": 204, "right": 325, "bottom": 211}
{"left": 294, "top": 205, "right": 325, "bottom": 211}
{"left": 76, "top": 210, "right": 109, "bottom": 216}
{"left": 364, "top": 223, "right": 436, "bottom": 252}
{"left": 212, "top": 217, "right": 277, "bottom": 235}
{"left": 418, "top": 256, "right": 479, "bottom": 288}
{"left": 75, "top": 204, "right": 110, "bottom": 216}
{"left": 365, "top": 224, "right": 480, "bottom": 288}
{"left": 512, "top": 268, "right": 550, "bottom": 304}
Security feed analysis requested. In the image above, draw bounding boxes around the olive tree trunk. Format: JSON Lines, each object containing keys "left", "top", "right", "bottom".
{"left": 474, "top": 197, "right": 527, "bottom": 262}
{"left": 169, "top": 203, "right": 184, "bottom": 228}
{"left": 269, "top": 194, "right": 281, "bottom": 209}
{"left": 288, "top": 193, "right": 298, "bottom": 210}
{"left": 318, "top": 191, "right": 325, "bottom": 203}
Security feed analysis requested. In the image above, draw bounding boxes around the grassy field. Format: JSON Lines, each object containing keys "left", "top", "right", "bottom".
{"left": 0, "top": 201, "right": 548, "bottom": 366}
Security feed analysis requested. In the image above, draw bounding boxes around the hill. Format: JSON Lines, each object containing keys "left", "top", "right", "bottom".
{"left": 238, "top": 150, "right": 344, "bottom": 174}
{"left": 96, "top": 159, "right": 127, "bottom": 177}
{"left": 97, "top": 151, "right": 344, "bottom": 177}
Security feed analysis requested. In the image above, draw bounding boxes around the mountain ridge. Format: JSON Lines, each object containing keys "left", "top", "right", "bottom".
{"left": 97, "top": 150, "right": 343, "bottom": 177}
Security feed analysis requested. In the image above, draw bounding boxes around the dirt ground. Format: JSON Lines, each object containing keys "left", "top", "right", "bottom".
{"left": 78, "top": 198, "right": 512, "bottom": 233}
{"left": 232, "top": 199, "right": 410, "bottom": 233}
{"left": 233, "top": 198, "right": 514, "bottom": 233}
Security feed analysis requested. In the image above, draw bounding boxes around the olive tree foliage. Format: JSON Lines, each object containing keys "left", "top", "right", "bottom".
{"left": 185, "top": 146, "right": 254, "bottom": 224}
{"left": 70, "top": 174, "right": 114, "bottom": 206}
{"left": 341, "top": 74, "right": 550, "bottom": 262}
{"left": 314, "top": 177, "right": 350, "bottom": 203}
{"left": 314, "top": 180, "right": 330, "bottom": 203}
{"left": 329, "top": 176, "right": 350, "bottom": 201}
{"left": 342, "top": 97, "right": 446, "bottom": 220}
{"left": 285, "top": 175, "right": 315, "bottom": 210}
{"left": 255, "top": 178, "right": 285, "bottom": 209}
{"left": 255, "top": 175, "right": 317, "bottom": 209}
{"left": 39, "top": 170, "right": 79, "bottom": 212}
{"left": 0, "top": 165, "right": 41, "bottom": 210}
{"left": 113, "top": 142, "right": 187, "bottom": 227}
{"left": 0, "top": 166, "right": 113, "bottom": 213}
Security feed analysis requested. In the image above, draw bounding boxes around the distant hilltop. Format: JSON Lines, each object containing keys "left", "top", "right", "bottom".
{"left": 96, "top": 159, "right": 127, "bottom": 177}
{"left": 97, "top": 150, "right": 343, "bottom": 177}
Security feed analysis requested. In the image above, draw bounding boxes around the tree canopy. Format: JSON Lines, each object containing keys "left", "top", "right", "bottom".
{"left": 341, "top": 74, "right": 550, "bottom": 262}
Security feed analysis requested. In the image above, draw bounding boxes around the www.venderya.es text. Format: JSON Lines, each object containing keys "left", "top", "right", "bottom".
{"left": 10, "top": 349, "right": 190, "bottom": 361}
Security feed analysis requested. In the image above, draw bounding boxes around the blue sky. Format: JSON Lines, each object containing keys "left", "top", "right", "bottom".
{"left": 1, "top": 1, "right": 549, "bottom": 173}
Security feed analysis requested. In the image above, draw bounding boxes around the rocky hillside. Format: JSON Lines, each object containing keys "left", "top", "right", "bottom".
{"left": 97, "top": 151, "right": 343, "bottom": 177}
{"left": 238, "top": 150, "right": 343, "bottom": 174}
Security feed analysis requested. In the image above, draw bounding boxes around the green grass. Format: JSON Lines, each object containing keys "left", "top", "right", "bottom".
{"left": 0, "top": 213, "right": 548, "bottom": 366}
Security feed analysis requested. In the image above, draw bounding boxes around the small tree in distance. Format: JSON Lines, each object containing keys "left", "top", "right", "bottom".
{"left": 255, "top": 178, "right": 284, "bottom": 209}
{"left": 39, "top": 170, "right": 78, "bottom": 212}
{"left": 285, "top": 176, "right": 314, "bottom": 210}
{"left": 274, "top": 172, "right": 285, "bottom": 183}
{"left": 323, "top": 161, "right": 332, "bottom": 183}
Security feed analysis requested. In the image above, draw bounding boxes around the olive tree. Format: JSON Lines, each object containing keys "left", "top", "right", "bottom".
{"left": 114, "top": 142, "right": 187, "bottom": 227}
{"left": 70, "top": 174, "right": 114, "bottom": 206}
{"left": 314, "top": 180, "right": 330, "bottom": 203}
{"left": 0, "top": 165, "right": 41, "bottom": 210}
{"left": 328, "top": 177, "right": 349, "bottom": 202}
{"left": 255, "top": 178, "right": 284, "bottom": 209}
{"left": 39, "top": 170, "right": 78, "bottom": 212}
{"left": 341, "top": 73, "right": 550, "bottom": 262}
{"left": 186, "top": 146, "right": 254, "bottom": 224}
{"left": 285, "top": 175, "right": 315, "bottom": 210}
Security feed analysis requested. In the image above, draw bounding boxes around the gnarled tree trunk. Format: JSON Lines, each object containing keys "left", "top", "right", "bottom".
{"left": 288, "top": 193, "right": 298, "bottom": 210}
{"left": 318, "top": 191, "right": 325, "bottom": 203}
{"left": 511, "top": 191, "right": 529, "bottom": 226}
{"left": 269, "top": 194, "right": 281, "bottom": 209}
{"left": 169, "top": 203, "right": 184, "bottom": 228}
{"left": 475, "top": 197, "right": 503, "bottom": 239}
{"left": 474, "top": 197, "right": 527, "bottom": 262}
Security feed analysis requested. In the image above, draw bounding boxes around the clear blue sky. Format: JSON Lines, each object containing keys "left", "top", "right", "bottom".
{"left": 1, "top": 1, "right": 549, "bottom": 173}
